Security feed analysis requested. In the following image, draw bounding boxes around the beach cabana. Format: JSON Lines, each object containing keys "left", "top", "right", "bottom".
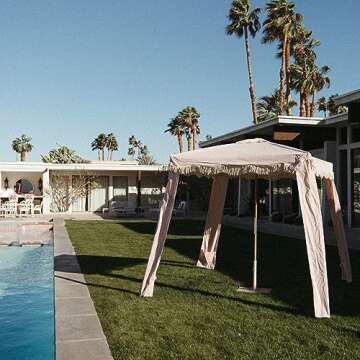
{"left": 140, "top": 138, "right": 352, "bottom": 318}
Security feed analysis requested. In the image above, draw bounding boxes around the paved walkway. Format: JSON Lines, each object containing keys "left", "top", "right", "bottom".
{"left": 54, "top": 218, "right": 113, "bottom": 360}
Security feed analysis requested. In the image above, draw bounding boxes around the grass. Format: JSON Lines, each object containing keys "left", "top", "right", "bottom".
{"left": 65, "top": 219, "right": 360, "bottom": 360}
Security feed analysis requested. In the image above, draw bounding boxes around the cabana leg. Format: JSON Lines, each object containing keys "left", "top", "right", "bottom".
{"left": 197, "top": 174, "right": 229, "bottom": 269}
{"left": 297, "top": 161, "right": 330, "bottom": 318}
{"left": 324, "top": 178, "right": 352, "bottom": 282}
{"left": 140, "top": 172, "right": 180, "bottom": 297}
{"left": 238, "top": 179, "right": 271, "bottom": 294}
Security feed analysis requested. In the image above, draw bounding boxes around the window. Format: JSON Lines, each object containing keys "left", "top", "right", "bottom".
{"left": 339, "top": 151, "right": 348, "bottom": 225}
{"left": 113, "top": 176, "right": 128, "bottom": 202}
{"left": 15, "top": 179, "right": 33, "bottom": 194}
{"left": 351, "top": 125, "right": 360, "bottom": 143}
{"left": 339, "top": 127, "right": 347, "bottom": 145}
{"left": 352, "top": 149, "right": 360, "bottom": 227}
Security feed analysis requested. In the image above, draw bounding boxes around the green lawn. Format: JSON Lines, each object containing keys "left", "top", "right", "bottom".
{"left": 65, "top": 219, "right": 360, "bottom": 360}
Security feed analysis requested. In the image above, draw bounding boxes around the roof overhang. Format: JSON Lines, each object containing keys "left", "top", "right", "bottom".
{"left": 335, "top": 89, "right": 360, "bottom": 105}
{"left": 0, "top": 162, "right": 164, "bottom": 173}
{"left": 200, "top": 116, "right": 324, "bottom": 148}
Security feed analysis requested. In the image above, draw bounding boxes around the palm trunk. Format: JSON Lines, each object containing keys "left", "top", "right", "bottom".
{"left": 21, "top": 152, "right": 26, "bottom": 162}
{"left": 98, "top": 150, "right": 101, "bottom": 160}
{"left": 244, "top": 27, "right": 257, "bottom": 124}
{"left": 299, "top": 92, "right": 305, "bottom": 117}
{"left": 305, "top": 93, "right": 310, "bottom": 117}
{"left": 177, "top": 130, "right": 183, "bottom": 153}
{"left": 101, "top": 149, "right": 105, "bottom": 161}
{"left": 192, "top": 126, "right": 197, "bottom": 150}
{"left": 186, "top": 133, "right": 192, "bottom": 151}
{"left": 285, "top": 40, "right": 292, "bottom": 115}
{"left": 278, "top": 33, "right": 288, "bottom": 115}
{"left": 310, "top": 92, "right": 316, "bottom": 117}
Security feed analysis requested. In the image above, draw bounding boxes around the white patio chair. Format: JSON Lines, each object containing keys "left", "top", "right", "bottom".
{"left": 18, "top": 194, "right": 34, "bottom": 217}
{"left": 33, "top": 201, "right": 43, "bottom": 215}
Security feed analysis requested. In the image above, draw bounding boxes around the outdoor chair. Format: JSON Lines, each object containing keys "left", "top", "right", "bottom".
{"left": 173, "top": 201, "right": 187, "bottom": 217}
{"left": 33, "top": 201, "right": 43, "bottom": 215}
{"left": 0, "top": 194, "right": 18, "bottom": 217}
{"left": 110, "top": 200, "right": 137, "bottom": 217}
{"left": 18, "top": 194, "right": 34, "bottom": 217}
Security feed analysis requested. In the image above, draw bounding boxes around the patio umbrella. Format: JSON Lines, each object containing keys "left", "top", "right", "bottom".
{"left": 140, "top": 138, "right": 352, "bottom": 318}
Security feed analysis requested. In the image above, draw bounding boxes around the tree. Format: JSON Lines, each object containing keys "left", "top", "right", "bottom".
{"left": 42, "top": 145, "right": 87, "bottom": 163}
{"left": 165, "top": 116, "right": 185, "bottom": 153}
{"left": 317, "top": 96, "right": 327, "bottom": 117}
{"left": 91, "top": 133, "right": 107, "bottom": 160}
{"left": 310, "top": 65, "right": 330, "bottom": 117}
{"left": 48, "top": 173, "right": 95, "bottom": 212}
{"left": 263, "top": 0, "right": 303, "bottom": 115}
{"left": 256, "top": 89, "right": 297, "bottom": 122}
{"left": 106, "top": 133, "right": 118, "bottom": 160}
{"left": 128, "top": 136, "right": 157, "bottom": 164}
{"left": 12, "top": 134, "right": 33, "bottom": 162}
{"left": 178, "top": 106, "right": 200, "bottom": 150}
{"left": 226, "top": 0, "right": 261, "bottom": 124}
{"left": 327, "top": 94, "right": 347, "bottom": 116}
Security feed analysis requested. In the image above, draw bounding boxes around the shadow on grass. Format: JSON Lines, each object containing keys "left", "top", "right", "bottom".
{"left": 117, "top": 220, "right": 360, "bottom": 317}
{"left": 54, "top": 259, "right": 305, "bottom": 317}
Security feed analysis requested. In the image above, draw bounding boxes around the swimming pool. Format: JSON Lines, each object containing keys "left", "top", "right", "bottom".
{"left": 0, "top": 245, "right": 54, "bottom": 360}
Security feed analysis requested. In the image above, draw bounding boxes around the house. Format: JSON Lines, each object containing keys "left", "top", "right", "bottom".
{"left": 199, "top": 89, "right": 360, "bottom": 229}
{"left": 0, "top": 160, "right": 165, "bottom": 214}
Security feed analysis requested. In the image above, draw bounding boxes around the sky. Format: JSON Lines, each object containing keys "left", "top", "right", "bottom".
{"left": 0, "top": 0, "right": 359, "bottom": 163}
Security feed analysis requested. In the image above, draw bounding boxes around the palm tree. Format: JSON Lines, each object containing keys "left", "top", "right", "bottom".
{"left": 256, "top": 89, "right": 297, "bottom": 122}
{"left": 12, "top": 134, "right": 33, "bottom": 161}
{"left": 179, "top": 106, "right": 200, "bottom": 150}
{"left": 226, "top": 0, "right": 261, "bottom": 124}
{"left": 317, "top": 96, "right": 327, "bottom": 117}
{"left": 263, "top": 0, "right": 299, "bottom": 115}
{"left": 91, "top": 133, "right": 107, "bottom": 160}
{"left": 327, "top": 94, "right": 347, "bottom": 116}
{"left": 106, "top": 133, "right": 118, "bottom": 160}
{"left": 309, "top": 65, "right": 330, "bottom": 117}
{"left": 165, "top": 116, "right": 185, "bottom": 153}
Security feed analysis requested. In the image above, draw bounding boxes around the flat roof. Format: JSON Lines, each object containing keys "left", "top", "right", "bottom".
{"left": 335, "top": 89, "right": 360, "bottom": 105}
{"left": 200, "top": 115, "right": 324, "bottom": 148}
{"left": 0, "top": 161, "right": 164, "bottom": 173}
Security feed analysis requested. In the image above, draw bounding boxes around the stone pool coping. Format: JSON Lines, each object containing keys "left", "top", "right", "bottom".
{"left": 54, "top": 218, "right": 113, "bottom": 360}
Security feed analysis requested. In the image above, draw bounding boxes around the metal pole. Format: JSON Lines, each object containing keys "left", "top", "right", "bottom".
{"left": 253, "top": 178, "right": 258, "bottom": 290}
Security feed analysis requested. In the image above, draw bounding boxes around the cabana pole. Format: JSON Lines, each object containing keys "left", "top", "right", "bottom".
{"left": 253, "top": 178, "right": 258, "bottom": 290}
{"left": 238, "top": 178, "right": 271, "bottom": 294}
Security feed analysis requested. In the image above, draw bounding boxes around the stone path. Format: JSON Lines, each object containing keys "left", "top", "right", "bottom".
{"left": 54, "top": 218, "right": 113, "bottom": 360}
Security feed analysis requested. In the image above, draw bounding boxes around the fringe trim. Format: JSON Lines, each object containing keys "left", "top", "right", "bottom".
{"left": 163, "top": 154, "right": 334, "bottom": 180}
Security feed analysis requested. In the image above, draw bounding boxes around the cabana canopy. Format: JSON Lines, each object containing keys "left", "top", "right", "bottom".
{"left": 140, "top": 138, "right": 352, "bottom": 318}
{"left": 169, "top": 138, "right": 334, "bottom": 179}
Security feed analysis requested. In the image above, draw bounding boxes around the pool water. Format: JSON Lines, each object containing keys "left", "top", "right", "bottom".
{"left": 0, "top": 246, "right": 54, "bottom": 360}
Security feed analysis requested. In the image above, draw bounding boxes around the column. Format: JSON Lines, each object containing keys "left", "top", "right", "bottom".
{"left": 108, "top": 175, "right": 114, "bottom": 208}
{"left": 42, "top": 169, "right": 51, "bottom": 215}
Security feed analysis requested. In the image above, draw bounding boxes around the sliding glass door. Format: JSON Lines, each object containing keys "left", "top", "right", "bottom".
{"left": 352, "top": 149, "right": 360, "bottom": 227}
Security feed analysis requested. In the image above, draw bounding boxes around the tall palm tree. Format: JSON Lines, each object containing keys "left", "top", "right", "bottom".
{"left": 226, "top": 0, "right": 261, "bottom": 124}
{"left": 309, "top": 65, "right": 330, "bottom": 117}
{"left": 12, "top": 134, "right": 33, "bottom": 161}
{"left": 179, "top": 106, "right": 200, "bottom": 151}
{"left": 256, "top": 89, "right": 297, "bottom": 122}
{"left": 106, "top": 133, "right": 118, "bottom": 160}
{"left": 91, "top": 133, "right": 107, "bottom": 160}
{"left": 263, "top": 0, "right": 299, "bottom": 115}
{"left": 292, "top": 32, "right": 320, "bottom": 116}
{"left": 165, "top": 116, "right": 185, "bottom": 153}
{"left": 317, "top": 96, "right": 327, "bottom": 117}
